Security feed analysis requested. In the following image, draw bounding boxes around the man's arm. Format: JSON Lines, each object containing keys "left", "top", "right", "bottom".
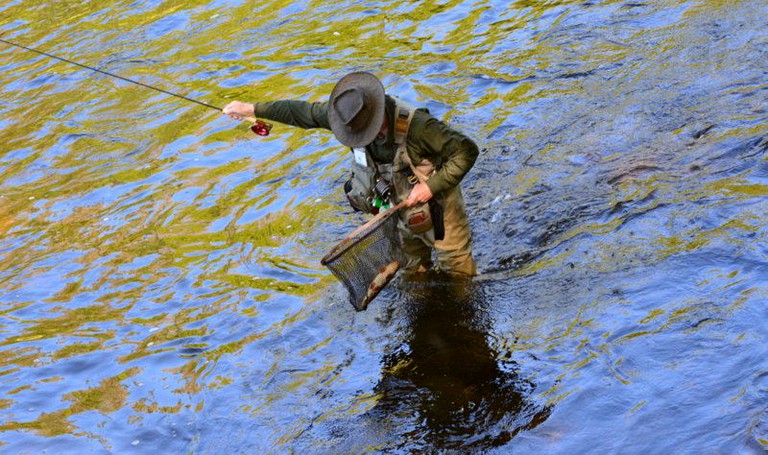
{"left": 223, "top": 100, "right": 331, "bottom": 130}
{"left": 408, "top": 114, "right": 479, "bottom": 196}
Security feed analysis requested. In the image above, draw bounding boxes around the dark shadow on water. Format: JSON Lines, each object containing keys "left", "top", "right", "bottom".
{"left": 365, "top": 271, "right": 551, "bottom": 452}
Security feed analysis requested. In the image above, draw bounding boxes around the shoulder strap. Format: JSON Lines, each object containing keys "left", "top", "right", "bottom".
{"left": 392, "top": 98, "right": 431, "bottom": 183}
{"left": 393, "top": 98, "right": 416, "bottom": 150}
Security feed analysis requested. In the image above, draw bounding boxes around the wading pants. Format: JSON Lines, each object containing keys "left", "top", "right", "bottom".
{"left": 399, "top": 185, "right": 476, "bottom": 276}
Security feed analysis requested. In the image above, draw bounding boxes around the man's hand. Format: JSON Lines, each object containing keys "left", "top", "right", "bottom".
{"left": 222, "top": 101, "right": 255, "bottom": 120}
{"left": 406, "top": 181, "right": 433, "bottom": 207}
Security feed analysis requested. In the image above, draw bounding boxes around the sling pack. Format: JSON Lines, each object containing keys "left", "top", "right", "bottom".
{"left": 391, "top": 100, "right": 445, "bottom": 240}
{"left": 391, "top": 101, "right": 434, "bottom": 236}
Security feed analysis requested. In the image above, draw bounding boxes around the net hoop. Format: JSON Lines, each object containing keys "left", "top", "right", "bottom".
{"left": 321, "top": 202, "right": 406, "bottom": 266}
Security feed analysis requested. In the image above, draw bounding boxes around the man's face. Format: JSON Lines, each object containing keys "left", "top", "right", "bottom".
{"left": 372, "top": 117, "right": 388, "bottom": 145}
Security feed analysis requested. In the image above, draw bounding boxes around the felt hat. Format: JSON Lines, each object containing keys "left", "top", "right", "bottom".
{"left": 328, "top": 72, "right": 385, "bottom": 147}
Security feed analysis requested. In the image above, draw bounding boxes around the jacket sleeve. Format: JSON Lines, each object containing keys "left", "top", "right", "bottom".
{"left": 253, "top": 100, "right": 331, "bottom": 130}
{"left": 407, "top": 114, "right": 479, "bottom": 195}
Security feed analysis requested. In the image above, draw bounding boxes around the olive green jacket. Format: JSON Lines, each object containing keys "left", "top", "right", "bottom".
{"left": 253, "top": 96, "right": 479, "bottom": 195}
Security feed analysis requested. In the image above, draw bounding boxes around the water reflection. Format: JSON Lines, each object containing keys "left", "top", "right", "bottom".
{"left": 367, "top": 273, "right": 550, "bottom": 451}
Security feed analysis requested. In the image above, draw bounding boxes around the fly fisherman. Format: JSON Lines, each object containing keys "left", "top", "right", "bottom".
{"left": 223, "top": 72, "right": 478, "bottom": 276}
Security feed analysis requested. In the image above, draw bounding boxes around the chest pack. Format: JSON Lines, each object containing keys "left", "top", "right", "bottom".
{"left": 343, "top": 99, "right": 444, "bottom": 240}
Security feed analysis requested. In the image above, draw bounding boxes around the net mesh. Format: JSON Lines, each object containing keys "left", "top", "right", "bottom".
{"left": 321, "top": 205, "right": 405, "bottom": 311}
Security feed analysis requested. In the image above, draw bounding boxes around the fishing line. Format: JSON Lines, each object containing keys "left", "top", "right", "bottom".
{"left": 0, "top": 37, "right": 272, "bottom": 135}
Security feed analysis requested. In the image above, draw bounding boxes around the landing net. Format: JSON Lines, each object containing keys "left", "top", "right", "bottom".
{"left": 321, "top": 205, "right": 405, "bottom": 311}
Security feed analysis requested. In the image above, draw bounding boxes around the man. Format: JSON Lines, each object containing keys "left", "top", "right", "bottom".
{"left": 223, "top": 72, "right": 478, "bottom": 276}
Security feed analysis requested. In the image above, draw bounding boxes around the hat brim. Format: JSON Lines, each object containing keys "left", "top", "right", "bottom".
{"left": 328, "top": 72, "right": 385, "bottom": 148}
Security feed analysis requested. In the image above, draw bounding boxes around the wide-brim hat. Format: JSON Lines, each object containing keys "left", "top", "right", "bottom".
{"left": 328, "top": 72, "right": 385, "bottom": 148}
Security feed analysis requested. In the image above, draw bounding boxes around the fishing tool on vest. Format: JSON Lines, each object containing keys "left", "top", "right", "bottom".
{"left": 371, "top": 175, "right": 393, "bottom": 212}
{"left": 321, "top": 201, "right": 408, "bottom": 311}
{"left": 0, "top": 37, "right": 272, "bottom": 136}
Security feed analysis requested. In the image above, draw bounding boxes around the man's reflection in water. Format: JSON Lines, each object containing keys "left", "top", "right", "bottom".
{"left": 366, "top": 272, "right": 550, "bottom": 450}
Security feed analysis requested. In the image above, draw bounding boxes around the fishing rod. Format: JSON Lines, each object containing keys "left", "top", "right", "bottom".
{"left": 0, "top": 37, "right": 272, "bottom": 136}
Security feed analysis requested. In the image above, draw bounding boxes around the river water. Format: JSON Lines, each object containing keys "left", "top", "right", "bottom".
{"left": 1, "top": 0, "right": 767, "bottom": 453}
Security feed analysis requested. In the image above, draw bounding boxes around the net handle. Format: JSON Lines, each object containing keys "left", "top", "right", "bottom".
{"left": 347, "top": 201, "right": 407, "bottom": 239}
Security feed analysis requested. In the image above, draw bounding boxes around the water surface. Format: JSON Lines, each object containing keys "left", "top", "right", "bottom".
{"left": 1, "top": 0, "right": 767, "bottom": 452}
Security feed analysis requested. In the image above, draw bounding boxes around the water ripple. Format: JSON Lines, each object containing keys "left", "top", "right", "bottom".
{"left": 1, "top": 0, "right": 767, "bottom": 452}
